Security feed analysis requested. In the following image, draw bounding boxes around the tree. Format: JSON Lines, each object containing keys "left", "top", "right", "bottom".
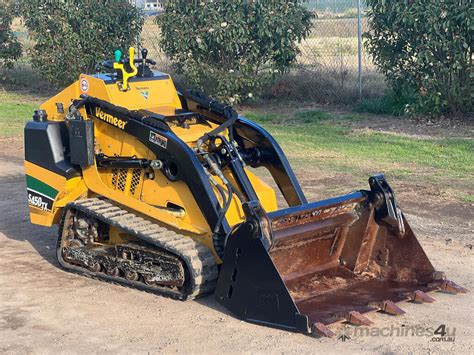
{"left": 20, "top": 0, "right": 144, "bottom": 87}
{"left": 0, "top": 1, "right": 22, "bottom": 68}
{"left": 157, "top": 0, "right": 314, "bottom": 103}
{"left": 365, "top": 0, "right": 472, "bottom": 115}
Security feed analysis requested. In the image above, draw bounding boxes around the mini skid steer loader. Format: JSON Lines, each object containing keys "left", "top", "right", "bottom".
{"left": 24, "top": 48, "right": 467, "bottom": 336}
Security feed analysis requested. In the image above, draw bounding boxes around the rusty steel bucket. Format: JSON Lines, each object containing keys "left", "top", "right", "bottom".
{"left": 215, "top": 175, "right": 467, "bottom": 336}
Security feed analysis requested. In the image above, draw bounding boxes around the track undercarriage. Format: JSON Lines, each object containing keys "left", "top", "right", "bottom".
{"left": 24, "top": 47, "right": 468, "bottom": 336}
{"left": 57, "top": 198, "right": 218, "bottom": 300}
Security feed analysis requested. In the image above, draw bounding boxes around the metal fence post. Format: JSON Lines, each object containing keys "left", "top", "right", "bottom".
{"left": 140, "top": 1, "right": 384, "bottom": 103}
{"left": 357, "top": 0, "right": 362, "bottom": 99}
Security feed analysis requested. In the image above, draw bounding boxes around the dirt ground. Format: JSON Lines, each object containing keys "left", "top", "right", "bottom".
{"left": 0, "top": 136, "right": 473, "bottom": 354}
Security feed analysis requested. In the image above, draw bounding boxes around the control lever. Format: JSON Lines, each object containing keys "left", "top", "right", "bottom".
{"left": 113, "top": 47, "right": 138, "bottom": 91}
{"left": 136, "top": 48, "right": 155, "bottom": 77}
{"left": 141, "top": 48, "right": 148, "bottom": 69}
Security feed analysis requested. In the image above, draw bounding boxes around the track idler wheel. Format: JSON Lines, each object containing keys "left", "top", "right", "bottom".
{"left": 125, "top": 270, "right": 139, "bottom": 281}
{"left": 88, "top": 261, "right": 101, "bottom": 273}
{"left": 106, "top": 267, "right": 120, "bottom": 277}
{"left": 143, "top": 275, "right": 156, "bottom": 286}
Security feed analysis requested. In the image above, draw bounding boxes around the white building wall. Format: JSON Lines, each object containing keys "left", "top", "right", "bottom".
{"left": 131, "top": 0, "right": 164, "bottom": 10}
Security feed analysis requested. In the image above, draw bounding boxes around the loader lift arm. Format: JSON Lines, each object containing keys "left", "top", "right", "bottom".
{"left": 68, "top": 92, "right": 311, "bottom": 257}
{"left": 25, "top": 49, "right": 468, "bottom": 337}
{"left": 182, "top": 90, "right": 308, "bottom": 207}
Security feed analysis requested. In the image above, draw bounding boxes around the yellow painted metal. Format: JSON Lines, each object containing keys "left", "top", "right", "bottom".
{"left": 109, "top": 226, "right": 131, "bottom": 245}
{"left": 82, "top": 165, "right": 209, "bottom": 235}
{"left": 24, "top": 161, "right": 66, "bottom": 191}
{"left": 245, "top": 169, "right": 278, "bottom": 212}
{"left": 55, "top": 179, "right": 87, "bottom": 208}
{"left": 24, "top": 161, "right": 84, "bottom": 226}
{"left": 90, "top": 116, "right": 214, "bottom": 237}
{"left": 113, "top": 47, "right": 138, "bottom": 91}
{"left": 39, "top": 82, "right": 78, "bottom": 121}
{"left": 29, "top": 69, "right": 280, "bottom": 262}
{"left": 29, "top": 207, "right": 55, "bottom": 226}
{"left": 78, "top": 75, "right": 182, "bottom": 112}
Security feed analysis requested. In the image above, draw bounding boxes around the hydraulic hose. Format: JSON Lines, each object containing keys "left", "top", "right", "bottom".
{"left": 197, "top": 137, "right": 233, "bottom": 233}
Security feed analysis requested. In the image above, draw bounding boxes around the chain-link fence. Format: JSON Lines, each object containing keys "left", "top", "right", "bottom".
{"left": 140, "top": 1, "right": 385, "bottom": 104}
{"left": 293, "top": 0, "right": 385, "bottom": 103}
{"left": 6, "top": 1, "right": 384, "bottom": 103}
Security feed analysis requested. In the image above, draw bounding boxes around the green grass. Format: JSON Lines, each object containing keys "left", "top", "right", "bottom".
{"left": 1, "top": 89, "right": 471, "bottom": 191}
{"left": 461, "top": 195, "right": 474, "bottom": 203}
{"left": 242, "top": 110, "right": 474, "bottom": 181}
{"left": 355, "top": 92, "right": 409, "bottom": 116}
{"left": 0, "top": 91, "right": 39, "bottom": 137}
{"left": 293, "top": 109, "right": 332, "bottom": 122}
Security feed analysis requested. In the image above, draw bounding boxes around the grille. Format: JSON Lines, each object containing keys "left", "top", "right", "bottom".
{"left": 130, "top": 169, "right": 142, "bottom": 195}
{"left": 111, "top": 168, "right": 118, "bottom": 186}
{"left": 110, "top": 168, "right": 143, "bottom": 196}
{"left": 117, "top": 169, "right": 128, "bottom": 192}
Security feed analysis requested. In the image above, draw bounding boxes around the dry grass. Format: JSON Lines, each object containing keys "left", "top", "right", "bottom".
{"left": 11, "top": 14, "right": 384, "bottom": 104}
{"left": 140, "top": 16, "right": 385, "bottom": 103}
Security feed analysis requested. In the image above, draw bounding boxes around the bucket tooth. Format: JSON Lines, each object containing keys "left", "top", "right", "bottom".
{"left": 215, "top": 176, "right": 448, "bottom": 334}
{"left": 312, "top": 323, "right": 336, "bottom": 338}
{"left": 411, "top": 290, "right": 436, "bottom": 303}
{"left": 346, "top": 311, "right": 373, "bottom": 326}
{"left": 440, "top": 280, "right": 469, "bottom": 294}
{"left": 379, "top": 300, "right": 405, "bottom": 315}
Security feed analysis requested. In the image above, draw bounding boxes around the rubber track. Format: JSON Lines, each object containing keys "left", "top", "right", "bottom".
{"left": 58, "top": 198, "right": 218, "bottom": 300}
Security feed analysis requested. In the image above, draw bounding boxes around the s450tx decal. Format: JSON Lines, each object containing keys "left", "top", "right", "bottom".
{"left": 27, "top": 189, "right": 54, "bottom": 212}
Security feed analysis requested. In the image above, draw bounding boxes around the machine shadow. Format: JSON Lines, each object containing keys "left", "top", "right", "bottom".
{"left": 194, "top": 293, "right": 235, "bottom": 317}
{"left": 0, "top": 174, "right": 61, "bottom": 269}
{"left": 0, "top": 172, "right": 235, "bottom": 316}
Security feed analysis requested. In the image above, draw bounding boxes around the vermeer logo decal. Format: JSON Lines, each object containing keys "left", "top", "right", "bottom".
{"left": 94, "top": 107, "right": 128, "bottom": 130}
{"left": 149, "top": 131, "right": 168, "bottom": 149}
{"left": 136, "top": 86, "right": 150, "bottom": 100}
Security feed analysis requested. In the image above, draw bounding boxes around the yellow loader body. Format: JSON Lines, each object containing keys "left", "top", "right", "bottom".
{"left": 24, "top": 48, "right": 466, "bottom": 336}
